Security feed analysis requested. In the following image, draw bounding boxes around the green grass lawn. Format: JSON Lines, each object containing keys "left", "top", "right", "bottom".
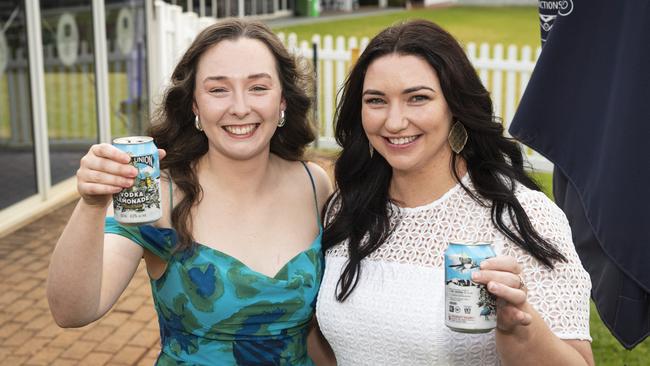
{"left": 301, "top": 6, "right": 649, "bottom": 365}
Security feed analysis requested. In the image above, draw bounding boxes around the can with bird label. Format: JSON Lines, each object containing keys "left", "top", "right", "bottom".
{"left": 112, "top": 136, "right": 161, "bottom": 225}
{"left": 444, "top": 242, "right": 497, "bottom": 333}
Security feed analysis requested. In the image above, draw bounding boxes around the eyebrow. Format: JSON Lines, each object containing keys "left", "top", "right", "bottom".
{"left": 203, "top": 73, "right": 273, "bottom": 83}
{"left": 362, "top": 86, "right": 436, "bottom": 96}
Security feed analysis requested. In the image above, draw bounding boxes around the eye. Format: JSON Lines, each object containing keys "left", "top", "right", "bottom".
{"left": 364, "top": 97, "right": 385, "bottom": 105}
{"left": 209, "top": 87, "right": 228, "bottom": 93}
{"left": 409, "top": 94, "right": 430, "bottom": 103}
{"left": 250, "top": 85, "right": 270, "bottom": 92}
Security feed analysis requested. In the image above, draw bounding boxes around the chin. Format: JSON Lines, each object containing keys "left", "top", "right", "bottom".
{"left": 229, "top": 144, "right": 272, "bottom": 161}
{"left": 382, "top": 157, "right": 419, "bottom": 173}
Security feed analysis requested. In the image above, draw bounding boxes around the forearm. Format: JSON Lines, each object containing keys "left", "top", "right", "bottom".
{"left": 47, "top": 200, "right": 108, "bottom": 327}
{"left": 496, "top": 304, "right": 591, "bottom": 366}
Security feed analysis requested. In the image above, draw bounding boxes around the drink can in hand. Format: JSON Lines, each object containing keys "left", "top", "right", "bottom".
{"left": 112, "top": 136, "right": 162, "bottom": 225}
{"left": 445, "top": 241, "right": 497, "bottom": 333}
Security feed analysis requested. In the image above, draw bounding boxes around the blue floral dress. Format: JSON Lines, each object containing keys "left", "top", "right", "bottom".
{"left": 105, "top": 163, "right": 323, "bottom": 365}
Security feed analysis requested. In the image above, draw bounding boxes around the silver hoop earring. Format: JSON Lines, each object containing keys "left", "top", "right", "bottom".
{"left": 194, "top": 115, "right": 203, "bottom": 131}
{"left": 448, "top": 120, "right": 468, "bottom": 154}
{"left": 369, "top": 143, "right": 374, "bottom": 158}
{"left": 277, "top": 110, "right": 286, "bottom": 127}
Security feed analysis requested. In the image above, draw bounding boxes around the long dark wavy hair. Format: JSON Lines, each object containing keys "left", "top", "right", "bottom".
{"left": 323, "top": 20, "right": 567, "bottom": 301}
{"left": 149, "top": 20, "right": 314, "bottom": 250}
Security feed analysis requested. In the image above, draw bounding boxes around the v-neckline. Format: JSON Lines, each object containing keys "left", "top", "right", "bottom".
{"left": 190, "top": 229, "right": 322, "bottom": 281}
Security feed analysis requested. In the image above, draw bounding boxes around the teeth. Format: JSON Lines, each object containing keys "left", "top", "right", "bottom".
{"left": 224, "top": 124, "right": 257, "bottom": 135}
{"left": 388, "top": 136, "right": 418, "bottom": 145}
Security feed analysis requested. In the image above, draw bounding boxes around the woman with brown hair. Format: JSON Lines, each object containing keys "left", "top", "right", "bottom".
{"left": 316, "top": 20, "right": 594, "bottom": 365}
{"left": 47, "top": 20, "right": 331, "bottom": 365}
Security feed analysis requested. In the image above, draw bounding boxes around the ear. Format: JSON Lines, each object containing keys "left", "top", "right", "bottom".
{"left": 280, "top": 96, "right": 286, "bottom": 112}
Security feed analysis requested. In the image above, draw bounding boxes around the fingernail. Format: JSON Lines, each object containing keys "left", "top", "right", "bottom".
{"left": 471, "top": 272, "right": 480, "bottom": 281}
{"left": 488, "top": 282, "right": 498, "bottom": 291}
{"left": 480, "top": 260, "right": 489, "bottom": 269}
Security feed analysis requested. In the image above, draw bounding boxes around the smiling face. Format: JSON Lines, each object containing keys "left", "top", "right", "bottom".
{"left": 361, "top": 53, "right": 454, "bottom": 175}
{"left": 192, "top": 37, "right": 285, "bottom": 161}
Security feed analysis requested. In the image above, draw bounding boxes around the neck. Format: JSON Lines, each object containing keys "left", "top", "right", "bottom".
{"left": 198, "top": 148, "right": 277, "bottom": 197}
{"left": 389, "top": 157, "right": 466, "bottom": 208}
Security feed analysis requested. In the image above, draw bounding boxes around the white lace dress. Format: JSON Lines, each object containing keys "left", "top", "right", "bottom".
{"left": 316, "top": 176, "right": 592, "bottom": 366}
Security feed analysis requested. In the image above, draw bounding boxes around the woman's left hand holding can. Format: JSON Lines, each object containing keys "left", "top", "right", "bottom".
{"left": 471, "top": 255, "right": 532, "bottom": 332}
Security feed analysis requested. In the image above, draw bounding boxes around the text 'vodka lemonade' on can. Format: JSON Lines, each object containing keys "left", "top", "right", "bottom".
{"left": 112, "top": 136, "right": 161, "bottom": 225}
{"left": 445, "top": 242, "right": 497, "bottom": 333}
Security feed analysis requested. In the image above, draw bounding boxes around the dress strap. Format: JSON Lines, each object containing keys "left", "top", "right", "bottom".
{"left": 300, "top": 161, "right": 321, "bottom": 224}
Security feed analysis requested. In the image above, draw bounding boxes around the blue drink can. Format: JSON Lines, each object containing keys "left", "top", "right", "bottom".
{"left": 112, "top": 136, "right": 162, "bottom": 225}
{"left": 444, "top": 242, "right": 497, "bottom": 333}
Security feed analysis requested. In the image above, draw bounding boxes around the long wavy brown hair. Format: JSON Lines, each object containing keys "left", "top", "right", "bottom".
{"left": 149, "top": 20, "right": 314, "bottom": 251}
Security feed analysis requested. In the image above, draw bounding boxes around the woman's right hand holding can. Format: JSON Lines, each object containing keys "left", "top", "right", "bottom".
{"left": 76, "top": 143, "right": 138, "bottom": 208}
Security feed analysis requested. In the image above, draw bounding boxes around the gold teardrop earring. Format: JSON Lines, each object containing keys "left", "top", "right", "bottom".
{"left": 194, "top": 115, "right": 203, "bottom": 131}
{"left": 448, "top": 121, "right": 468, "bottom": 154}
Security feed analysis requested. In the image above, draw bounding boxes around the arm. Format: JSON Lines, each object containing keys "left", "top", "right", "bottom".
{"left": 307, "top": 316, "right": 337, "bottom": 366}
{"left": 47, "top": 143, "right": 154, "bottom": 327}
{"left": 304, "top": 162, "right": 335, "bottom": 365}
{"left": 305, "top": 161, "right": 334, "bottom": 214}
{"left": 475, "top": 257, "right": 594, "bottom": 366}
{"left": 474, "top": 190, "right": 594, "bottom": 366}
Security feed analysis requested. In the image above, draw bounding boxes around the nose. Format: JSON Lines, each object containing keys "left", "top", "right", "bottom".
{"left": 384, "top": 104, "right": 408, "bottom": 133}
{"left": 229, "top": 89, "right": 251, "bottom": 119}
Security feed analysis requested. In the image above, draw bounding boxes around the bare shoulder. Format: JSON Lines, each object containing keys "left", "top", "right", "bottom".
{"left": 304, "top": 161, "right": 334, "bottom": 209}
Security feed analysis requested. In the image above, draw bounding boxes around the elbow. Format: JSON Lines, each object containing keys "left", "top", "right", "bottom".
{"left": 48, "top": 305, "right": 94, "bottom": 328}
{"left": 50, "top": 313, "right": 81, "bottom": 329}
{"left": 46, "top": 289, "right": 95, "bottom": 328}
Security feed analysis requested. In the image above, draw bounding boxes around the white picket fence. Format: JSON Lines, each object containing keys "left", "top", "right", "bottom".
{"left": 149, "top": 1, "right": 556, "bottom": 171}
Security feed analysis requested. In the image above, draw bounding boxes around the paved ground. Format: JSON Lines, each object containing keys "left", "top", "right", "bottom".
{"left": 0, "top": 200, "right": 161, "bottom": 366}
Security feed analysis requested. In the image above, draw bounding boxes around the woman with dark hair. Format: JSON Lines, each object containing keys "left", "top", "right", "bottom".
{"left": 47, "top": 20, "right": 331, "bottom": 365}
{"left": 316, "top": 20, "right": 594, "bottom": 365}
